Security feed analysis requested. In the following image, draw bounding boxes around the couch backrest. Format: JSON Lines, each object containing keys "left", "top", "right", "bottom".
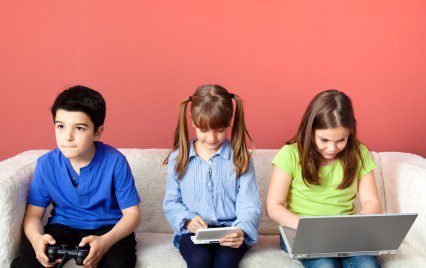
{"left": 120, "top": 149, "right": 386, "bottom": 235}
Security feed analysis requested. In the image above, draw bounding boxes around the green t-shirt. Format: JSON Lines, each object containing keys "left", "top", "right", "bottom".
{"left": 271, "top": 143, "right": 375, "bottom": 216}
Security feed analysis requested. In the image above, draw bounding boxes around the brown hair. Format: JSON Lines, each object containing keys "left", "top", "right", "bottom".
{"left": 164, "top": 85, "right": 253, "bottom": 179}
{"left": 289, "top": 89, "right": 363, "bottom": 189}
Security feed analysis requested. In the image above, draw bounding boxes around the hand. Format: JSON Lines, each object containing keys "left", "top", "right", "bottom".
{"left": 79, "top": 235, "right": 112, "bottom": 268}
{"left": 220, "top": 228, "right": 245, "bottom": 248}
{"left": 32, "top": 234, "right": 61, "bottom": 267}
{"left": 185, "top": 215, "right": 208, "bottom": 233}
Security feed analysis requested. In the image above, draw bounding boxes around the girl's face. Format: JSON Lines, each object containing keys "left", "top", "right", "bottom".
{"left": 314, "top": 126, "right": 349, "bottom": 160}
{"left": 192, "top": 123, "right": 228, "bottom": 151}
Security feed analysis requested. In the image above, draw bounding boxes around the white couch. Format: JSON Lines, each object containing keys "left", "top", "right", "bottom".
{"left": 0, "top": 149, "right": 425, "bottom": 267}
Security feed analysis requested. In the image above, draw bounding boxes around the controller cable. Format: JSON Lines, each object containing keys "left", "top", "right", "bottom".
{"left": 57, "top": 252, "right": 68, "bottom": 268}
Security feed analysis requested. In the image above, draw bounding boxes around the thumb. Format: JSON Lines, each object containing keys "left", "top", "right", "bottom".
{"left": 79, "top": 236, "right": 94, "bottom": 247}
{"left": 43, "top": 234, "right": 56, "bottom": 245}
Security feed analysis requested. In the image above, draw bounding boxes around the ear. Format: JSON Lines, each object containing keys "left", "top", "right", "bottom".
{"left": 94, "top": 125, "right": 104, "bottom": 140}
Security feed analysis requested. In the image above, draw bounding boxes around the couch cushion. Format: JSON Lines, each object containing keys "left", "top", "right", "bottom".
{"left": 61, "top": 233, "right": 423, "bottom": 268}
{"left": 136, "top": 233, "right": 302, "bottom": 268}
{"left": 120, "top": 149, "right": 387, "bottom": 235}
{"left": 380, "top": 243, "right": 426, "bottom": 267}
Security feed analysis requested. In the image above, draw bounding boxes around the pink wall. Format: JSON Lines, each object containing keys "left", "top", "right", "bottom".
{"left": 1, "top": 1, "right": 426, "bottom": 161}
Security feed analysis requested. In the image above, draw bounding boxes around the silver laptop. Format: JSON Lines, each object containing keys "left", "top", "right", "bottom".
{"left": 280, "top": 213, "right": 417, "bottom": 259}
{"left": 191, "top": 227, "right": 238, "bottom": 244}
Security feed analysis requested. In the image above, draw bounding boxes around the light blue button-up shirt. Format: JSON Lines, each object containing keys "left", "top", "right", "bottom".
{"left": 163, "top": 139, "right": 262, "bottom": 246}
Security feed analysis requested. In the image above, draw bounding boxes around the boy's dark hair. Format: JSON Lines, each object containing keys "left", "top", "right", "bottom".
{"left": 51, "top": 85, "right": 106, "bottom": 132}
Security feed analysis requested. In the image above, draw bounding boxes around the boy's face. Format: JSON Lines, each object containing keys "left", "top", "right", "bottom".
{"left": 54, "top": 109, "right": 103, "bottom": 161}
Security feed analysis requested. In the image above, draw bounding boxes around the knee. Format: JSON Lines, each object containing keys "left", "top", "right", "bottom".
{"left": 99, "top": 252, "right": 136, "bottom": 268}
{"left": 186, "top": 251, "right": 212, "bottom": 268}
{"left": 214, "top": 253, "right": 239, "bottom": 268}
{"left": 302, "top": 258, "right": 339, "bottom": 268}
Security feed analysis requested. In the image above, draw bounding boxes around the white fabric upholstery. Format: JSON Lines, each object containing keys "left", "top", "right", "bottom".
{"left": 0, "top": 149, "right": 424, "bottom": 267}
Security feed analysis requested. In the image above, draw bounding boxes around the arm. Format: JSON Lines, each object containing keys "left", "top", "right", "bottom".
{"left": 23, "top": 205, "right": 59, "bottom": 267}
{"left": 266, "top": 165, "right": 300, "bottom": 229}
{"left": 80, "top": 157, "right": 141, "bottom": 267}
{"left": 80, "top": 205, "right": 141, "bottom": 267}
{"left": 163, "top": 157, "right": 197, "bottom": 235}
{"left": 230, "top": 159, "right": 262, "bottom": 246}
{"left": 357, "top": 170, "right": 381, "bottom": 215}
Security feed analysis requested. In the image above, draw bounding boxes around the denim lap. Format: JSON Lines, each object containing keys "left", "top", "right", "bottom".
{"left": 279, "top": 236, "right": 381, "bottom": 268}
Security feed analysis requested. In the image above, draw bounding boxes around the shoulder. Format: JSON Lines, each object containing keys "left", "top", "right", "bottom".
{"left": 36, "top": 148, "right": 62, "bottom": 167}
{"left": 101, "top": 142, "right": 126, "bottom": 160}
{"left": 358, "top": 143, "right": 371, "bottom": 154}
{"left": 275, "top": 143, "right": 299, "bottom": 160}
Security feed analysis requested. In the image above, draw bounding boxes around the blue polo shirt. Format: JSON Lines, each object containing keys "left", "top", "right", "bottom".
{"left": 28, "top": 141, "right": 141, "bottom": 229}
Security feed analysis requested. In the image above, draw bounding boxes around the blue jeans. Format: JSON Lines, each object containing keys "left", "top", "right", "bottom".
{"left": 175, "top": 233, "right": 250, "bottom": 268}
{"left": 280, "top": 236, "right": 381, "bottom": 268}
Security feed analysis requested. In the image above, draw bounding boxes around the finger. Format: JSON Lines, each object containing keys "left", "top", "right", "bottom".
{"left": 192, "top": 220, "right": 204, "bottom": 230}
{"left": 225, "top": 232, "right": 238, "bottom": 239}
{"left": 221, "top": 241, "right": 241, "bottom": 248}
{"left": 83, "top": 247, "right": 97, "bottom": 265}
{"left": 36, "top": 252, "right": 49, "bottom": 263}
{"left": 43, "top": 234, "right": 56, "bottom": 245}
{"left": 85, "top": 254, "right": 100, "bottom": 267}
{"left": 79, "top": 236, "right": 94, "bottom": 247}
{"left": 195, "top": 216, "right": 208, "bottom": 228}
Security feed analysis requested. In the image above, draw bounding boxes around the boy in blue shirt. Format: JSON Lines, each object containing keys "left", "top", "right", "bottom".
{"left": 12, "top": 86, "right": 141, "bottom": 268}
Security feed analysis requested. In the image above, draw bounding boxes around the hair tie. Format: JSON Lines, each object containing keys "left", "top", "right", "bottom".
{"left": 230, "top": 93, "right": 235, "bottom": 99}
{"left": 188, "top": 96, "right": 192, "bottom": 101}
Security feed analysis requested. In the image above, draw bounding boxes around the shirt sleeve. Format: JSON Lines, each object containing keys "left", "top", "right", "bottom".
{"left": 358, "top": 144, "right": 376, "bottom": 179}
{"left": 113, "top": 157, "right": 141, "bottom": 209}
{"left": 163, "top": 153, "right": 197, "bottom": 236}
{"left": 232, "top": 157, "right": 262, "bottom": 246}
{"left": 27, "top": 158, "right": 51, "bottom": 208}
{"left": 271, "top": 144, "right": 295, "bottom": 178}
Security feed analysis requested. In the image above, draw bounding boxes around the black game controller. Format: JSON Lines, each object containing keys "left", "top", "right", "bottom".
{"left": 46, "top": 245, "right": 89, "bottom": 265}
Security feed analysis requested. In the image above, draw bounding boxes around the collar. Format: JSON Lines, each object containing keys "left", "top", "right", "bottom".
{"left": 189, "top": 138, "right": 231, "bottom": 160}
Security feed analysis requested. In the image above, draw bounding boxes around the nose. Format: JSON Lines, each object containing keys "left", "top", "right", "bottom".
{"left": 64, "top": 128, "right": 74, "bottom": 142}
{"left": 328, "top": 143, "right": 337, "bottom": 153}
{"left": 207, "top": 131, "right": 217, "bottom": 142}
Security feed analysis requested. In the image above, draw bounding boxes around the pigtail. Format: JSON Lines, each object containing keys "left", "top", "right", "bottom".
{"left": 163, "top": 98, "right": 191, "bottom": 179}
{"left": 231, "top": 94, "right": 254, "bottom": 177}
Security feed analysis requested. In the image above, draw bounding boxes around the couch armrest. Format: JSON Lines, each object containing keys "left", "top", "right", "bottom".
{"left": 379, "top": 152, "right": 426, "bottom": 257}
{"left": 0, "top": 150, "right": 47, "bottom": 266}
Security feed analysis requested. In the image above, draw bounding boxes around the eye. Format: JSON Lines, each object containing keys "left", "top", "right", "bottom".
{"left": 217, "top": 129, "right": 225, "bottom": 133}
{"left": 75, "top": 126, "right": 85, "bottom": 132}
{"left": 56, "top": 124, "right": 64, "bottom": 129}
{"left": 320, "top": 138, "right": 328, "bottom": 142}
{"left": 200, "top": 129, "right": 208, "bottom": 133}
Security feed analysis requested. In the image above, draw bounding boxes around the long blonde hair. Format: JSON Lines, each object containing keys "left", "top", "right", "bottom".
{"left": 164, "top": 84, "right": 253, "bottom": 179}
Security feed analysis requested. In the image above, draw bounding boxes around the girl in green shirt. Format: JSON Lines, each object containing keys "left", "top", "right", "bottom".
{"left": 266, "top": 90, "right": 381, "bottom": 268}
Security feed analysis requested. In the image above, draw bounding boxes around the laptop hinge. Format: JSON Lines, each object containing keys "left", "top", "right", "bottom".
{"left": 379, "top": 250, "right": 397, "bottom": 255}
{"left": 293, "top": 254, "right": 309, "bottom": 258}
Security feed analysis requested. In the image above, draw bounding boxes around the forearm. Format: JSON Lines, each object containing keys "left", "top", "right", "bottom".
{"left": 23, "top": 215, "right": 45, "bottom": 246}
{"left": 359, "top": 201, "right": 381, "bottom": 215}
{"left": 267, "top": 204, "right": 300, "bottom": 229}
{"left": 101, "top": 212, "right": 140, "bottom": 247}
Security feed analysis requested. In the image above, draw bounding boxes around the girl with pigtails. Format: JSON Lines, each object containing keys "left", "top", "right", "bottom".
{"left": 163, "top": 84, "right": 261, "bottom": 268}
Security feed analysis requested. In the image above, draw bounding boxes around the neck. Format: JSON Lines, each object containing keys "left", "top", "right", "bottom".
{"left": 320, "top": 157, "right": 337, "bottom": 166}
{"left": 69, "top": 143, "right": 96, "bottom": 174}
{"left": 194, "top": 140, "right": 220, "bottom": 162}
